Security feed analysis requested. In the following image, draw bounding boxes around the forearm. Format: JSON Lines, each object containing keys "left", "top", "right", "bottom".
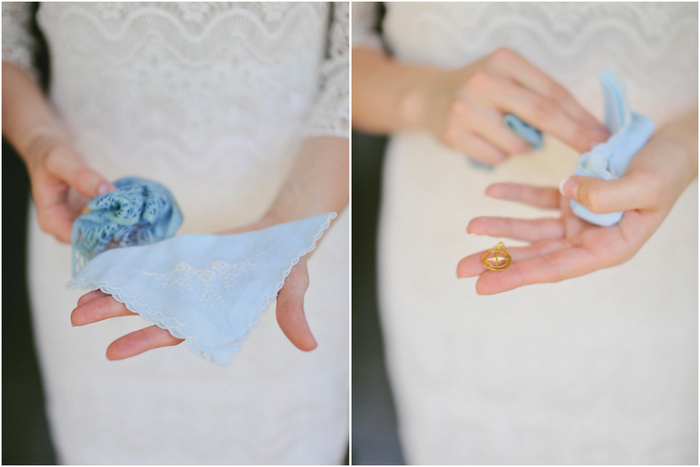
{"left": 262, "top": 136, "right": 349, "bottom": 225}
{"left": 2, "top": 62, "right": 70, "bottom": 166}
{"left": 352, "top": 47, "right": 446, "bottom": 134}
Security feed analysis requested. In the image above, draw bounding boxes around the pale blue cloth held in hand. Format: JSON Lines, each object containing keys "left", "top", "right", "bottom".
{"left": 570, "top": 69, "right": 655, "bottom": 226}
{"left": 71, "top": 177, "right": 183, "bottom": 277}
{"left": 467, "top": 113, "right": 542, "bottom": 170}
{"left": 70, "top": 179, "right": 336, "bottom": 365}
{"left": 69, "top": 212, "right": 336, "bottom": 365}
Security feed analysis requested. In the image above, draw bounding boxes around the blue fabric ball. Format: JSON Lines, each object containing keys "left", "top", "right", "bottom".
{"left": 71, "top": 177, "right": 183, "bottom": 277}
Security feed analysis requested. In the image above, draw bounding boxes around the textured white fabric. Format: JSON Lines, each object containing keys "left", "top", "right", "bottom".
{"left": 7, "top": 2, "right": 348, "bottom": 464}
{"left": 355, "top": 2, "right": 697, "bottom": 464}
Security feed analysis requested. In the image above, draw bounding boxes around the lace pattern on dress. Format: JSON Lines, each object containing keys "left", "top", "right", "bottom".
{"left": 302, "top": 2, "right": 349, "bottom": 139}
{"left": 356, "top": 2, "right": 697, "bottom": 124}
{"left": 2, "top": 2, "right": 39, "bottom": 81}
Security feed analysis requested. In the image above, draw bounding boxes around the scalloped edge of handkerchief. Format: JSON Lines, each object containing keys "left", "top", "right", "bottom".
{"left": 69, "top": 212, "right": 338, "bottom": 366}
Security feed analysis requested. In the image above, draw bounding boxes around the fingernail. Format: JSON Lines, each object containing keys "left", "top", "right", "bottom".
{"left": 559, "top": 177, "right": 578, "bottom": 201}
{"left": 98, "top": 182, "right": 115, "bottom": 195}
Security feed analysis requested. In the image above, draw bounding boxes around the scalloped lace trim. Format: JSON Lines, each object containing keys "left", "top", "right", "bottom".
{"left": 68, "top": 212, "right": 337, "bottom": 365}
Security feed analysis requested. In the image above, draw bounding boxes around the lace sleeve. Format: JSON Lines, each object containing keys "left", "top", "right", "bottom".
{"left": 352, "top": 2, "right": 384, "bottom": 51}
{"left": 302, "top": 2, "right": 349, "bottom": 140}
{"left": 2, "top": 2, "right": 38, "bottom": 81}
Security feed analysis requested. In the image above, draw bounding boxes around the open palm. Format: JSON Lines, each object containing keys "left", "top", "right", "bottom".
{"left": 457, "top": 182, "right": 668, "bottom": 295}
{"left": 71, "top": 230, "right": 317, "bottom": 360}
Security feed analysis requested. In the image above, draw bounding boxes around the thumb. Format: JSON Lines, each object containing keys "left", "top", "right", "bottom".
{"left": 45, "top": 147, "right": 115, "bottom": 198}
{"left": 275, "top": 259, "right": 317, "bottom": 351}
{"left": 559, "top": 172, "right": 655, "bottom": 214}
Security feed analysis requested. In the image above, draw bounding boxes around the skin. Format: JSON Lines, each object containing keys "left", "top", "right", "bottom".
{"left": 353, "top": 46, "right": 609, "bottom": 164}
{"left": 457, "top": 109, "right": 698, "bottom": 294}
{"left": 73, "top": 137, "right": 349, "bottom": 359}
{"left": 353, "top": 46, "right": 698, "bottom": 294}
{"left": 3, "top": 61, "right": 349, "bottom": 359}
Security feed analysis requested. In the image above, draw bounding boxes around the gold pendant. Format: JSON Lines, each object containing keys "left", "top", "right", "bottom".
{"left": 481, "top": 242, "right": 512, "bottom": 271}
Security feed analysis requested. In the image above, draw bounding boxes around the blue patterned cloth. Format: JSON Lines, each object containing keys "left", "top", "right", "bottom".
{"left": 71, "top": 177, "right": 183, "bottom": 277}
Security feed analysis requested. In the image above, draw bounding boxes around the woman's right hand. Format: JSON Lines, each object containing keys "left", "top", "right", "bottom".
{"left": 3, "top": 61, "right": 115, "bottom": 243}
{"left": 403, "top": 48, "right": 609, "bottom": 165}
{"left": 24, "top": 134, "right": 114, "bottom": 243}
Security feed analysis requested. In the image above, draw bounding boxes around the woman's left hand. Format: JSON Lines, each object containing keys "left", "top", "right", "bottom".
{"left": 71, "top": 227, "right": 316, "bottom": 360}
{"left": 456, "top": 110, "right": 698, "bottom": 294}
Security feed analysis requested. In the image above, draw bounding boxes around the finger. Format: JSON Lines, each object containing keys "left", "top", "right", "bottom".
{"left": 478, "top": 74, "right": 606, "bottom": 152}
{"left": 490, "top": 50, "right": 607, "bottom": 136}
{"left": 456, "top": 239, "right": 570, "bottom": 278}
{"left": 448, "top": 130, "right": 508, "bottom": 166}
{"left": 77, "top": 289, "right": 109, "bottom": 307}
{"left": 37, "top": 203, "right": 78, "bottom": 243}
{"left": 106, "top": 325, "right": 184, "bottom": 361}
{"left": 455, "top": 98, "right": 530, "bottom": 155}
{"left": 276, "top": 260, "right": 317, "bottom": 351}
{"left": 475, "top": 247, "right": 597, "bottom": 295}
{"left": 468, "top": 216, "right": 564, "bottom": 242}
{"left": 560, "top": 171, "right": 659, "bottom": 214}
{"left": 71, "top": 295, "right": 136, "bottom": 326}
{"left": 485, "top": 183, "right": 560, "bottom": 209}
{"left": 44, "top": 147, "right": 115, "bottom": 198}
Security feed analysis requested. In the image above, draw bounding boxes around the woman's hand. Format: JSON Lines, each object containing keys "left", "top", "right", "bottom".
{"left": 352, "top": 47, "right": 608, "bottom": 164}
{"left": 70, "top": 253, "right": 315, "bottom": 360}
{"left": 24, "top": 137, "right": 115, "bottom": 243}
{"left": 412, "top": 48, "right": 608, "bottom": 164}
{"left": 71, "top": 135, "right": 348, "bottom": 360}
{"left": 3, "top": 61, "right": 114, "bottom": 243}
{"left": 456, "top": 110, "right": 698, "bottom": 294}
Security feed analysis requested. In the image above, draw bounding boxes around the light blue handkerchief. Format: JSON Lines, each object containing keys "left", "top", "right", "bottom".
{"left": 570, "top": 69, "right": 655, "bottom": 226}
{"left": 69, "top": 212, "right": 336, "bottom": 365}
{"left": 467, "top": 113, "right": 543, "bottom": 171}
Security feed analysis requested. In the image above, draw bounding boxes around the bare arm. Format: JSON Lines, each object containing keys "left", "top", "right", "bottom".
{"left": 3, "top": 61, "right": 114, "bottom": 242}
{"left": 352, "top": 46, "right": 608, "bottom": 165}
{"left": 244, "top": 136, "right": 349, "bottom": 230}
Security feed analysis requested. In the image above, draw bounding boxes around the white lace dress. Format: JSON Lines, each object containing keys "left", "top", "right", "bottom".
{"left": 354, "top": 3, "right": 697, "bottom": 464}
{"left": 4, "top": 3, "right": 348, "bottom": 464}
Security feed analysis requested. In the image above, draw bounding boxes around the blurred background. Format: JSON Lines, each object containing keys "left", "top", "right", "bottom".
{"left": 351, "top": 130, "right": 404, "bottom": 465}
{"left": 351, "top": 4, "right": 404, "bottom": 463}
{"left": 3, "top": 3, "right": 57, "bottom": 463}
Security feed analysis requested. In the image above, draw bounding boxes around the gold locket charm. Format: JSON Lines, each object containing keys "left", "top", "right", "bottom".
{"left": 481, "top": 242, "right": 512, "bottom": 271}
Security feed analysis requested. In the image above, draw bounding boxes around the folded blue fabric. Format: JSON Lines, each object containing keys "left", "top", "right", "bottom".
{"left": 71, "top": 177, "right": 183, "bottom": 277}
{"left": 570, "top": 69, "right": 655, "bottom": 226}
{"left": 467, "top": 113, "right": 542, "bottom": 170}
{"left": 505, "top": 113, "right": 543, "bottom": 150}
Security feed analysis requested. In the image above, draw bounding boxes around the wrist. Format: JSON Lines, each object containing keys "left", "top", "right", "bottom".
{"left": 21, "top": 124, "right": 71, "bottom": 172}
{"left": 397, "top": 66, "right": 450, "bottom": 132}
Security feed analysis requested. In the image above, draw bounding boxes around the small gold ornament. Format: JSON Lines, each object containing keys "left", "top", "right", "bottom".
{"left": 481, "top": 242, "right": 512, "bottom": 271}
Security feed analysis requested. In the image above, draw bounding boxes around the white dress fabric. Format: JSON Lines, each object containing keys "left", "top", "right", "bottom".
{"left": 4, "top": 2, "right": 348, "bottom": 464}
{"left": 354, "top": 3, "right": 697, "bottom": 464}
